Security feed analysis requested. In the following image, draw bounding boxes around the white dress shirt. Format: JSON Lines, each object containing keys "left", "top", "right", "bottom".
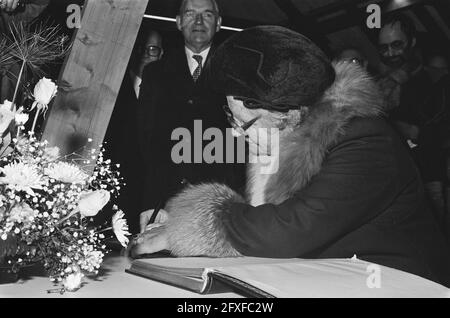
{"left": 129, "top": 69, "right": 142, "bottom": 98}
{"left": 185, "top": 46, "right": 211, "bottom": 76}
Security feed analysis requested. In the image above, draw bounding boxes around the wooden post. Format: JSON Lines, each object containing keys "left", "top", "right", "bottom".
{"left": 41, "top": 0, "right": 148, "bottom": 171}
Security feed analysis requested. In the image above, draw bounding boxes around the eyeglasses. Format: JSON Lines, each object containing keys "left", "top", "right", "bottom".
{"left": 378, "top": 40, "right": 407, "bottom": 54}
{"left": 348, "top": 57, "right": 363, "bottom": 65}
{"left": 183, "top": 10, "right": 217, "bottom": 21}
{"left": 144, "top": 45, "right": 162, "bottom": 56}
{"left": 341, "top": 57, "right": 364, "bottom": 65}
{"left": 223, "top": 105, "right": 261, "bottom": 136}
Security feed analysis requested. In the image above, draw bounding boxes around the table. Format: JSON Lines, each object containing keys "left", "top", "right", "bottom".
{"left": 0, "top": 255, "right": 242, "bottom": 298}
{"left": 2, "top": 253, "right": 449, "bottom": 298}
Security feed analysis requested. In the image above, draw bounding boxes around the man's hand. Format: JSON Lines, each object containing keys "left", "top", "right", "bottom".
{"left": 130, "top": 225, "right": 169, "bottom": 257}
{"left": 0, "top": 0, "right": 20, "bottom": 12}
{"left": 139, "top": 208, "right": 169, "bottom": 233}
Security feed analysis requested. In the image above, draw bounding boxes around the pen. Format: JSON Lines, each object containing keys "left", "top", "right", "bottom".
{"left": 149, "top": 200, "right": 163, "bottom": 224}
{"left": 129, "top": 200, "right": 164, "bottom": 248}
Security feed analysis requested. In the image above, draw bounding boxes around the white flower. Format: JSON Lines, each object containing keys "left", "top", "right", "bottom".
{"left": 7, "top": 203, "right": 35, "bottom": 226}
{"left": 44, "top": 162, "right": 88, "bottom": 184}
{"left": 78, "top": 190, "right": 110, "bottom": 217}
{"left": 80, "top": 250, "right": 104, "bottom": 273}
{"left": 63, "top": 271, "right": 83, "bottom": 292}
{"left": 31, "top": 78, "right": 58, "bottom": 112}
{"left": 0, "top": 162, "right": 45, "bottom": 194}
{"left": 1, "top": 100, "right": 13, "bottom": 109}
{"left": 43, "top": 146, "right": 60, "bottom": 161}
{"left": 15, "top": 112, "right": 29, "bottom": 126}
{"left": 0, "top": 100, "right": 16, "bottom": 135}
{"left": 112, "top": 211, "right": 131, "bottom": 247}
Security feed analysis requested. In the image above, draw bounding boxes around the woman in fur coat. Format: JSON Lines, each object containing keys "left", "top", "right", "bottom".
{"left": 131, "top": 26, "right": 450, "bottom": 287}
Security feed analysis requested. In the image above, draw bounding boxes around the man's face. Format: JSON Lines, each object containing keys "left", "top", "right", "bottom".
{"left": 378, "top": 23, "right": 415, "bottom": 69}
{"left": 176, "top": 0, "right": 222, "bottom": 52}
{"left": 425, "top": 56, "right": 449, "bottom": 83}
{"left": 140, "top": 33, "right": 163, "bottom": 67}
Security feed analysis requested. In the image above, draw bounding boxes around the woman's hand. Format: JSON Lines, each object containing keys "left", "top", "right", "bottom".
{"left": 139, "top": 208, "right": 169, "bottom": 233}
{"left": 130, "top": 225, "right": 169, "bottom": 257}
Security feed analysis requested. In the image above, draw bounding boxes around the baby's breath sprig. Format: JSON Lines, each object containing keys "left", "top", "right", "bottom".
{"left": 0, "top": 132, "right": 129, "bottom": 291}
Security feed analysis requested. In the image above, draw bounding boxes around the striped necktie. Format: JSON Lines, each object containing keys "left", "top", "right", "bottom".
{"left": 192, "top": 55, "right": 203, "bottom": 82}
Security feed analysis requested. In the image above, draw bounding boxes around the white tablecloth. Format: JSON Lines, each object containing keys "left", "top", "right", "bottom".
{"left": 2, "top": 254, "right": 449, "bottom": 298}
{"left": 0, "top": 255, "right": 241, "bottom": 298}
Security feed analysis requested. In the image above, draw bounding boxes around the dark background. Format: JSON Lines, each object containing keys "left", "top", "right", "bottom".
{"left": 35, "top": 0, "right": 450, "bottom": 76}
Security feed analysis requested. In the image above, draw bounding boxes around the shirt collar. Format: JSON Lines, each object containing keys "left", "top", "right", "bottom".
{"left": 185, "top": 46, "right": 211, "bottom": 74}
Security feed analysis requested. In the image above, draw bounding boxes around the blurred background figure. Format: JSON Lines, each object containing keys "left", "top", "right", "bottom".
{"left": 423, "top": 61, "right": 450, "bottom": 230}
{"left": 0, "top": 0, "right": 50, "bottom": 103}
{"left": 128, "top": 29, "right": 164, "bottom": 97}
{"left": 376, "top": 13, "right": 424, "bottom": 113}
{"left": 0, "top": 0, "right": 49, "bottom": 34}
{"left": 377, "top": 13, "right": 449, "bottom": 228}
{"left": 424, "top": 53, "right": 449, "bottom": 84}
{"left": 335, "top": 47, "right": 369, "bottom": 71}
{"left": 102, "top": 28, "right": 164, "bottom": 234}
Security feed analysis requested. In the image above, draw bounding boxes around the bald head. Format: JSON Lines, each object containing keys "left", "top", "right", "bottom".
{"left": 425, "top": 54, "right": 449, "bottom": 83}
{"left": 140, "top": 30, "right": 163, "bottom": 64}
{"left": 427, "top": 55, "right": 449, "bottom": 69}
{"left": 176, "top": 0, "right": 222, "bottom": 53}
{"left": 179, "top": 0, "right": 219, "bottom": 15}
{"left": 134, "top": 29, "right": 164, "bottom": 77}
{"left": 144, "top": 30, "right": 163, "bottom": 49}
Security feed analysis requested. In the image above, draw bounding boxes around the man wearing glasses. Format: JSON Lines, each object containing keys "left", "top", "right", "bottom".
{"left": 103, "top": 29, "right": 163, "bottom": 234}
{"left": 137, "top": 0, "right": 245, "bottom": 226}
{"left": 377, "top": 14, "right": 448, "bottom": 229}
{"left": 130, "top": 30, "right": 163, "bottom": 97}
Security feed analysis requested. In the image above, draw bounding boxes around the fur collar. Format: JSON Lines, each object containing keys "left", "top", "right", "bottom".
{"left": 247, "top": 62, "right": 385, "bottom": 205}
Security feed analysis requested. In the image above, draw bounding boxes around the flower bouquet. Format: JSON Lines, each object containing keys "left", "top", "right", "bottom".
{"left": 0, "top": 20, "right": 130, "bottom": 293}
{"left": 0, "top": 77, "right": 131, "bottom": 293}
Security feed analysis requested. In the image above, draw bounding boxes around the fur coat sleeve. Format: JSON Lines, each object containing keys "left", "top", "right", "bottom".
{"left": 163, "top": 118, "right": 406, "bottom": 258}
{"left": 160, "top": 63, "right": 450, "bottom": 287}
{"left": 162, "top": 62, "right": 391, "bottom": 258}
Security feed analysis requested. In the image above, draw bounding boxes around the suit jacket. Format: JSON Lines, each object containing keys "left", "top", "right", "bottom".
{"left": 104, "top": 71, "right": 144, "bottom": 233}
{"left": 137, "top": 45, "right": 246, "bottom": 211}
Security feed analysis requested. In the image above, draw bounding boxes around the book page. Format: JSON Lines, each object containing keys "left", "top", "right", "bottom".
{"left": 134, "top": 256, "right": 300, "bottom": 270}
{"left": 130, "top": 256, "right": 300, "bottom": 294}
{"left": 209, "top": 258, "right": 450, "bottom": 298}
{"left": 130, "top": 257, "right": 450, "bottom": 297}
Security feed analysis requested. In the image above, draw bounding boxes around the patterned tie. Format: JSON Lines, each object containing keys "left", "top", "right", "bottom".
{"left": 192, "top": 55, "right": 203, "bottom": 82}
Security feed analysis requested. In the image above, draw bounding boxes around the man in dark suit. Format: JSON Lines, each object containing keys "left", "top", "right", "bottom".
{"left": 137, "top": 0, "right": 245, "bottom": 219}
{"left": 104, "top": 29, "right": 163, "bottom": 234}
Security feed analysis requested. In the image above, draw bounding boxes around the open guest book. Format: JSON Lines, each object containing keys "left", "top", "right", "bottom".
{"left": 125, "top": 255, "right": 450, "bottom": 298}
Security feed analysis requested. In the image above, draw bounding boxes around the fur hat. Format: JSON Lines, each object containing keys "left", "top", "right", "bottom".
{"left": 208, "top": 25, "right": 335, "bottom": 112}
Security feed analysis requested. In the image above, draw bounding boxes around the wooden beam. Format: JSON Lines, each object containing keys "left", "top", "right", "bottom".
{"left": 433, "top": 0, "right": 450, "bottom": 30}
{"left": 41, "top": 0, "right": 149, "bottom": 171}
{"left": 309, "top": 0, "right": 367, "bottom": 18}
{"left": 272, "top": 0, "right": 330, "bottom": 54}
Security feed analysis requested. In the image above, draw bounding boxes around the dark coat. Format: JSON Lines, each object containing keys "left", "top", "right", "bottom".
{"left": 384, "top": 70, "right": 448, "bottom": 183}
{"left": 104, "top": 71, "right": 144, "bottom": 233}
{"left": 162, "top": 62, "right": 450, "bottom": 287}
{"left": 137, "top": 45, "right": 246, "bottom": 211}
